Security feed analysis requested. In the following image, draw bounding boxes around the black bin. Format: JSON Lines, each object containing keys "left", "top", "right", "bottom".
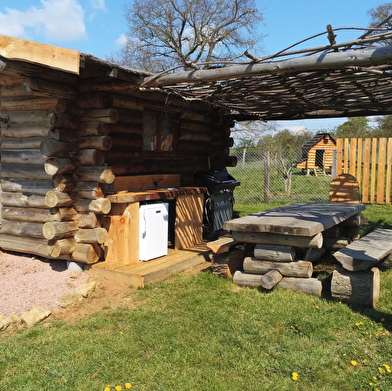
{"left": 194, "top": 169, "right": 240, "bottom": 237}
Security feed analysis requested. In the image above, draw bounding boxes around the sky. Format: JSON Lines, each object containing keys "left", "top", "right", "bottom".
{"left": 0, "top": 0, "right": 384, "bottom": 133}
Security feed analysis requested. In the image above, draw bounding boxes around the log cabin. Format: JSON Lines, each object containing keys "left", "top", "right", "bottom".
{"left": 296, "top": 133, "right": 337, "bottom": 176}
{"left": 0, "top": 35, "right": 238, "bottom": 286}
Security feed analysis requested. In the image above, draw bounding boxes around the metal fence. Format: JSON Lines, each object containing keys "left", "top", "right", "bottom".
{"left": 227, "top": 146, "right": 332, "bottom": 205}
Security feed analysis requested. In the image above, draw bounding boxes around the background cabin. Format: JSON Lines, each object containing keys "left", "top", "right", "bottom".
{"left": 0, "top": 35, "right": 238, "bottom": 280}
{"left": 296, "top": 133, "right": 337, "bottom": 175}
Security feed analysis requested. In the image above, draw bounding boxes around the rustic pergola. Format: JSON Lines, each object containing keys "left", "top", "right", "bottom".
{"left": 142, "top": 27, "right": 392, "bottom": 122}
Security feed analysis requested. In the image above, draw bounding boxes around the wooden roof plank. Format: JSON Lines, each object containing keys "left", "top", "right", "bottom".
{"left": 0, "top": 35, "right": 80, "bottom": 74}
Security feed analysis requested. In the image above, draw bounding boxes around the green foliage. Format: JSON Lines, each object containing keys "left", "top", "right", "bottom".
{"left": 333, "top": 117, "right": 372, "bottom": 138}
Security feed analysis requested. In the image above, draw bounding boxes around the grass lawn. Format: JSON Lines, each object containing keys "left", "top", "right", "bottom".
{"left": 1, "top": 203, "right": 392, "bottom": 391}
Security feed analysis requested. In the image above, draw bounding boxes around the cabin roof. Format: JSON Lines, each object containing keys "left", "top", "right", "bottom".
{"left": 301, "top": 133, "right": 336, "bottom": 152}
{"left": 2, "top": 29, "right": 392, "bottom": 122}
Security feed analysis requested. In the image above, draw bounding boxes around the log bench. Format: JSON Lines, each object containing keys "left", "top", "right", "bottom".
{"left": 333, "top": 228, "right": 392, "bottom": 271}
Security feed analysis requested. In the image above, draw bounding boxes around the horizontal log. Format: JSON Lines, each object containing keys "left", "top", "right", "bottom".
{"left": 0, "top": 163, "right": 51, "bottom": 180}
{"left": 179, "top": 129, "right": 211, "bottom": 142}
{"left": 78, "top": 121, "right": 110, "bottom": 137}
{"left": 1, "top": 220, "right": 45, "bottom": 238}
{"left": 1, "top": 178, "right": 53, "bottom": 195}
{"left": 2, "top": 136, "right": 46, "bottom": 149}
{"left": 74, "top": 166, "right": 115, "bottom": 184}
{"left": 55, "top": 98, "right": 80, "bottom": 115}
{"left": 211, "top": 155, "right": 237, "bottom": 168}
{"left": 22, "top": 77, "right": 78, "bottom": 99}
{"left": 1, "top": 149, "right": 47, "bottom": 164}
{"left": 233, "top": 270, "right": 263, "bottom": 288}
{"left": 110, "top": 93, "right": 143, "bottom": 110}
{"left": 0, "top": 96, "right": 58, "bottom": 111}
{"left": 243, "top": 257, "right": 313, "bottom": 278}
{"left": 331, "top": 266, "right": 380, "bottom": 308}
{"left": 47, "top": 112, "right": 79, "bottom": 130}
{"left": 45, "top": 191, "right": 74, "bottom": 208}
{"left": 303, "top": 247, "right": 326, "bottom": 262}
{"left": 77, "top": 149, "right": 105, "bottom": 165}
{"left": 44, "top": 158, "right": 77, "bottom": 176}
{"left": 109, "top": 133, "right": 143, "bottom": 150}
{"left": 48, "top": 238, "right": 77, "bottom": 257}
{"left": 79, "top": 136, "right": 112, "bottom": 151}
{"left": 76, "top": 92, "right": 113, "bottom": 109}
{"left": 75, "top": 212, "right": 100, "bottom": 228}
{"left": 72, "top": 182, "right": 105, "bottom": 199}
{"left": 323, "top": 237, "right": 351, "bottom": 250}
{"left": 2, "top": 206, "right": 52, "bottom": 223}
{"left": 74, "top": 227, "right": 108, "bottom": 244}
{"left": 143, "top": 45, "right": 392, "bottom": 87}
{"left": 42, "top": 221, "right": 79, "bottom": 240}
{"left": 231, "top": 231, "right": 323, "bottom": 249}
{"left": 278, "top": 277, "right": 323, "bottom": 296}
{"left": 1, "top": 123, "right": 49, "bottom": 138}
{"left": 1, "top": 192, "right": 48, "bottom": 208}
{"left": 2, "top": 109, "right": 51, "bottom": 124}
{"left": 260, "top": 269, "right": 283, "bottom": 290}
{"left": 73, "top": 197, "right": 111, "bottom": 214}
{"left": 254, "top": 244, "right": 296, "bottom": 262}
{"left": 211, "top": 248, "right": 245, "bottom": 278}
{"left": 52, "top": 175, "right": 76, "bottom": 192}
{"left": 71, "top": 243, "right": 101, "bottom": 264}
{"left": 48, "top": 128, "right": 79, "bottom": 143}
{"left": 79, "top": 108, "right": 119, "bottom": 123}
{"left": 0, "top": 233, "right": 71, "bottom": 260}
{"left": 51, "top": 207, "right": 77, "bottom": 222}
{"left": 40, "top": 138, "right": 78, "bottom": 158}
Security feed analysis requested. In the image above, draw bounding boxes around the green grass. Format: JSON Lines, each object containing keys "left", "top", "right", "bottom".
{"left": 1, "top": 204, "right": 392, "bottom": 391}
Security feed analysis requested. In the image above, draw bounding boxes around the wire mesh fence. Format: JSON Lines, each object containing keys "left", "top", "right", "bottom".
{"left": 228, "top": 146, "right": 332, "bottom": 205}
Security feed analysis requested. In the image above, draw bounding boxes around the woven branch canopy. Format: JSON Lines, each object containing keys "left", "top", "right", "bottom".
{"left": 142, "top": 27, "right": 392, "bottom": 122}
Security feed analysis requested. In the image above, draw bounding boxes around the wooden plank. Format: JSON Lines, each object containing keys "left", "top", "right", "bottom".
{"left": 0, "top": 35, "right": 80, "bottom": 74}
{"left": 386, "top": 138, "right": 392, "bottom": 204}
{"left": 377, "top": 138, "right": 387, "bottom": 204}
{"left": 224, "top": 202, "right": 365, "bottom": 236}
{"left": 356, "top": 138, "right": 363, "bottom": 185}
{"left": 343, "top": 138, "right": 349, "bottom": 173}
{"left": 112, "top": 174, "right": 181, "bottom": 192}
{"left": 333, "top": 229, "right": 392, "bottom": 271}
{"left": 349, "top": 138, "right": 357, "bottom": 177}
{"left": 362, "top": 138, "right": 371, "bottom": 203}
{"left": 175, "top": 194, "right": 203, "bottom": 250}
{"left": 102, "top": 202, "right": 139, "bottom": 265}
{"left": 370, "top": 138, "right": 377, "bottom": 203}
{"left": 336, "top": 138, "right": 343, "bottom": 175}
{"left": 207, "top": 236, "right": 239, "bottom": 254}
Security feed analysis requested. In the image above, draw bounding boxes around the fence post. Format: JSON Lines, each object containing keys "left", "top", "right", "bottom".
{"left": 242, "top": 148, "right": 246, "bottom": 169}
{"left": 263, "top": 151, "right": 270, "bottom": 203}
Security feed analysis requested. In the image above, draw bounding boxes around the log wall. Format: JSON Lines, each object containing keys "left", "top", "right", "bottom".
{"left": 0, "top": 70, "right": 234, "bottom": 263}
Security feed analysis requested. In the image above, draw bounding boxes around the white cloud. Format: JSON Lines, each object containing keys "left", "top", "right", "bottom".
{"left": 90, "top": 0, "right": 106, "bottom": 11}
{"left": 0, "top": 0, "right": 87, "bottom": 43}
{"left": 115, "top": 33, "right": 127, "bottom": 48}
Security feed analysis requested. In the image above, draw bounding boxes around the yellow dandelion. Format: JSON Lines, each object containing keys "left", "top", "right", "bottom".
{"left": 125, "top": 384, "right": 132, "bottom": 389}
{"left": 369, "top": 383, "right": 374, "bottom": 386}
{"left": 378, "top": 367, "right": 384, "bottom": 373}
{"left": 104, "top": 387, "right": 111, "bottom": 391}
{"left": 363, "top": 360, "right": 368, "bottom": 363}
{"left": 291, "top": 372, "right": 298, "bottom": 381}
{"left": 115, "top": 386, "right": 123, "bottom": 391}
{"left": 351, "top": 361, "right": 358, "bottom": 366}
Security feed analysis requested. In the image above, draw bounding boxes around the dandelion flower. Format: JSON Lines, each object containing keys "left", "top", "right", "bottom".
{"left": 351, "top": 361, "right": 358, "bottom": 366}
{"left": 104, "top": 387, "right": 111, "bottom": 391}
{"left": 125, "top": 384, "right": 132, "bottom": 389}
{"left": 291, "top": 372, "right": 298, "bottom": 381}
{"left": 369, "top": 383, "right": 374, "bottom": 386}
{"left": 115, "top": 386, "right": 123, "bottom": 391}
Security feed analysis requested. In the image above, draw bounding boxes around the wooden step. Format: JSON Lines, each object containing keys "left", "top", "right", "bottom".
{"left": 90, "top": 242, "right": 212, "bottom": 287}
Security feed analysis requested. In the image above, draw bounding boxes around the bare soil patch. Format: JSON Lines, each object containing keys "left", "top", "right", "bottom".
{"left": 0, "top": 251, "right": 134, "bottom": 323}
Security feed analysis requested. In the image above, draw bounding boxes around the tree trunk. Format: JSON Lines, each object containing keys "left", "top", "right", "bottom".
{"left": 243, "top": 257, "right": 313, "bottom": 278}
{"left": 44, "top": 158, "right": 77, "bottom": 176}
{"left": 331, "top": 266, "right": 380, "bottom": 308}
{"left": 73, "top": 197, "right": 111, "bottom": 214}
{"left": 74, "top": 227, "right": 108, "bottom": 244}
{"left": 260, "top": 269, "right": 283, "bottom": 290}
{"left": 1, "top": 220, "right": 45, "bottom": 238}
{"left": 45, "top": 191, "right": 74, "bottom": 207}
{"left": 48, "top": 238, "right": 77, "bottom": 257}
{"left": 2, "top": 206, "right": 52, "bottom": 223}
{"left": 211, "top": 248, "right": 244, "bottom": 278}
{"left": 71, "top": 243, "right": 101, "bottom": 264}
{"left": 254, "top": 244, "right": 296, "bottom": 262}
{"left": 278, "top": 277, "right": 323, "bottom": 296}
{"left": 232, "top": 231, "right": 323, "bottom": 249}
{"left": 233, "top": 270, "right": 263, "bottom": 288}
{"left": 74, "top": 166, "right": 115, "bottom": 184}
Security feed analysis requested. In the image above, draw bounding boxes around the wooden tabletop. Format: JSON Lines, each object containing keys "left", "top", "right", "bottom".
{"left": 106, "top": 187, "right": 207, "bottom": 204}
{"left": 224, "top": 202, "right": 365, "bottom": 236}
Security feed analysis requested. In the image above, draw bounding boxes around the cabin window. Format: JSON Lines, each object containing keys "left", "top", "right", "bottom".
{"left": 143, "top": 111, "right": 176, "bottom": 152}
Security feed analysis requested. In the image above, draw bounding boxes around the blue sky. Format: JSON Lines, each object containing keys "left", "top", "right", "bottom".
{"left": 0, "top": 0, "right": 383, "bottom": 132}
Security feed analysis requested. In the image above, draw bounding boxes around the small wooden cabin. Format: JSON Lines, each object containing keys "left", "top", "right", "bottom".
{"left": 296, "top": 133, "right": 337, "bottom": 175}
{"left": 0, "top": 35, "right": 237, "bottom": 286}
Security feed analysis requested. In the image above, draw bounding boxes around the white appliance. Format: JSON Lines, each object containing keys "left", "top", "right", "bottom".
{"left": 139, "top": 202, "right": 169, "bottom": 261}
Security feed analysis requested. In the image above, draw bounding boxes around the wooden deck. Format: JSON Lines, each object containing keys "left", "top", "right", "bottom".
{"left": 89, "top": 242, "right": 212, "bottom": 287}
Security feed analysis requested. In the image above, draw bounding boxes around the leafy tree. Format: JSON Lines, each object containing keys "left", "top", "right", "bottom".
{"left": 116, "top": 0, "right": 264, "bottom": 72}
{"left": 372, "top": 115, "right": 392, "bottom": 137}
{"left": 333, "top": 117, "right": 372, "bottom": 138}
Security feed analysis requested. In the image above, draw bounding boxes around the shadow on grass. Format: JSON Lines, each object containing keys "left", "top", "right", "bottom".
{"left": 361, "top": 219, "right": 392, "bottom": 236}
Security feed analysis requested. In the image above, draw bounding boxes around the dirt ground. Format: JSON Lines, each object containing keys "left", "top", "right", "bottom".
{"left": 0, "top": 251, "right": 136, "bottom": 324}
